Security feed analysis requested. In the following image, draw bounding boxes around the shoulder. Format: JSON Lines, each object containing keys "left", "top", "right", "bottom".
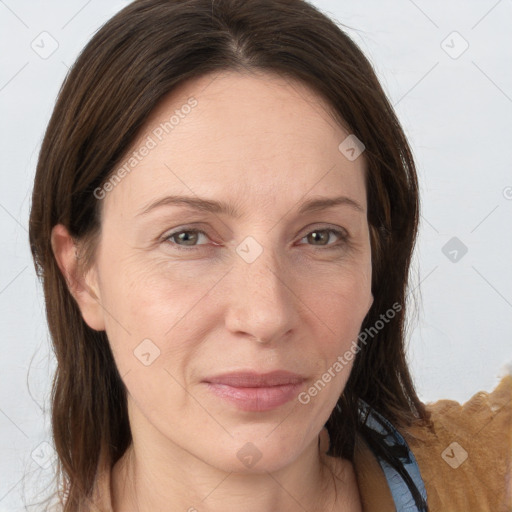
{"left": 402, "top": 375, "right": 512, "bottom": 512}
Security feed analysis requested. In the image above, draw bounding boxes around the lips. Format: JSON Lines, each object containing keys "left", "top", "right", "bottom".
{"left": 202, "top": 370, "right": 306, "bottom": 412}
{"left": 203, "top": 370, "right": 305, "bottom": 387}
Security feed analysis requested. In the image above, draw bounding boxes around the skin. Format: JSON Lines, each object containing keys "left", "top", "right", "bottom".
{"left": 52, "top": 70, "right": 373, "bottom": 511}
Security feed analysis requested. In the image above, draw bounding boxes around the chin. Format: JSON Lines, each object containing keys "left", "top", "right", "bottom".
{"left": 200, "top": 429, "right": 311, "bottom": 475}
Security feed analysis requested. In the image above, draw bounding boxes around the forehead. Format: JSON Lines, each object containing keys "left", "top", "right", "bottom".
{"left": 101, "top": 70, "right": 367, "bottom": 218}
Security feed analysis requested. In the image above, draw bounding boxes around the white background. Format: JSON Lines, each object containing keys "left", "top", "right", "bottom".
{"left": 1, "top": 0, "right": 511, "bottom": 509}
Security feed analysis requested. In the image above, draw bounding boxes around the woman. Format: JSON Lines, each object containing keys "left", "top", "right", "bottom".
{"left": 28, "top": 0, "right": 511, "bottom": 511}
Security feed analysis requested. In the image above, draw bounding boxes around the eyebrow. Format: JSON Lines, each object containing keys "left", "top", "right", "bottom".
{"left": 136, "top": 194, "right": 364, "bottom": 218}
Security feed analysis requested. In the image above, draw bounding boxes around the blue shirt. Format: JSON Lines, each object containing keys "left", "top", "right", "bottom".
{"left": 357, "top": 398, "right": 428, "bottom": 512}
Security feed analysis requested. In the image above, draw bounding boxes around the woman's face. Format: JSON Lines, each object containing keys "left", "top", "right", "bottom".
{"left": 81, "top": 70, "right": 373, "bottom": 472}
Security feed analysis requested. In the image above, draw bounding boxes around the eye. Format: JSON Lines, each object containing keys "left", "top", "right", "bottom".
{"left": 163, "top": 229, "right": 210, "bottom": 251}
{"left": 162, "top": 226, "right": 348, "bottom": 252}
{"left": 298, "top": 227, "right": 347, "bottom": 249}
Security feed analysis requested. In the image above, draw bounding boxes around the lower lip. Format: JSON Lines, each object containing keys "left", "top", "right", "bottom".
{"left": 204, "top": 382, "right": 303, "bottom": 412}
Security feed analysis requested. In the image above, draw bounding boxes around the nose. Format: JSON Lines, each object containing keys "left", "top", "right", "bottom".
{"left": 222, "top": 238, "right": 298, "bottom": 345}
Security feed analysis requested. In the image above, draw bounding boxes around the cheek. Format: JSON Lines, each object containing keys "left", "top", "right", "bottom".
{"left": 102, "top": 249, "right": 209, "bottom": 328}
{"left": 302, "top": 261, "right": 372, "bottom": 390}
{"left": 100, "top": 255, "right": 243, "bottom": 393}
{"left": 309, "top": 259, "right": 372, "bottom": 334}
{"left": 96, "top": 255, "right": 203, "bottom": 372}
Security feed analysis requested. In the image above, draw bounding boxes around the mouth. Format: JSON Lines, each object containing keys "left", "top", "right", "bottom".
{"left": 202, "top": 370, "right": 306, "bottom": 412}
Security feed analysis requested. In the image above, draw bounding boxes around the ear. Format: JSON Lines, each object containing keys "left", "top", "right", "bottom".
{"left": 51, "top": 224, "right": 106, "bottom": 331}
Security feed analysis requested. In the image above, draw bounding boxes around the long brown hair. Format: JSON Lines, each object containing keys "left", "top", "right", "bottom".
{"left": 29, "top": 0, "right": 431, "bottom": 509}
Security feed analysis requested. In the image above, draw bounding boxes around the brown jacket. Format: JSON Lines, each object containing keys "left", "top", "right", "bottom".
{"left": 88, "top": 375, "right": 511, "bottom": 511}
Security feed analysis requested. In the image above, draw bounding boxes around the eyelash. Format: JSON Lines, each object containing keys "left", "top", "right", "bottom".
{"left": 162, "top": 226, "right": 348, "bottom": 252}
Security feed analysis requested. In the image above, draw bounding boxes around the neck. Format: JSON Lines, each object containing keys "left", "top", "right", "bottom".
{"left": 112, "top": 435, "right": 343, "bottom": 512}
